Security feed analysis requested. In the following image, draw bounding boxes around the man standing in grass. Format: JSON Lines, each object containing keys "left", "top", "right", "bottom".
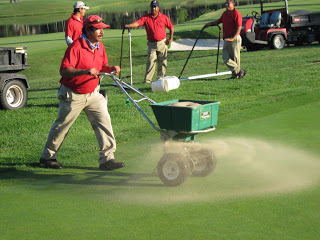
{"left": 125, "top": 0, "right": 174, "bottom": 83}
{"left": 40, "top": 15, "right": 125, "bottom": 171}
{"left": 65, "top": 1, "right": 89, "bottom": 46}
{"left": 205, "top": 0, "right": 246, "bottom": 79}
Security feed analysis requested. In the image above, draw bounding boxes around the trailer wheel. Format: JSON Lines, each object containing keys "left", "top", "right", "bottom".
{"left": 189, "top": 148, "right": 217, "bottom": 177}
{"left": 271, "top": 35, "right": 285, "bottom": 50}
{"left": 157, "top": 153, "right": 191, "bottom": 186}
{"left": 0, "top": 80, "right": 28, "bottom": 110}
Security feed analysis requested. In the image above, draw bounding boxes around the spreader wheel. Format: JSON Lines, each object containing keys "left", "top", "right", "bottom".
{"left": 189, "top": 148, "right": 217, "bottom": 177}
{"left": 157, "top": 153, "right": 191, "bottom": 186}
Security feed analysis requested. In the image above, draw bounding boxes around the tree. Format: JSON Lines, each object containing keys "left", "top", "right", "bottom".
{"left": 176, "top": 8, "right": 188, "bottom": 24}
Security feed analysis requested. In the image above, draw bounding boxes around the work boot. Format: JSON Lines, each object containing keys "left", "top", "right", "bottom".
{"left": 238, "top": 69, "right": 247, "bottom": 79}
{"left": 143, "top": 79, "right": 152, "bottom": 84}
{"left": 231, "top": 71, "right": 238, "bottom": 79}
{"left": 39, "top": 158, "right": 63, "bottom": 169}
{"left": 99, "top": 159, "right": 125, "bottom": 171}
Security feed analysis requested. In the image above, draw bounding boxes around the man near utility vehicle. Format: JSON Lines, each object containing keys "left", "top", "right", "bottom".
{"left": 40, "top": 15, "right": 125, "bottom": 171}
{"left": 125, "top": 0, "right": 174, "bottom": 83}
{"left": 65, "top": 1, "right": 89, "bottom": 46}
{"left": 205, "top": 0, "right": 246, "bottom": 79}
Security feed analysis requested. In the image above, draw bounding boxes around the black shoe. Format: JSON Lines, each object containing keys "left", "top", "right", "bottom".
{"left": 231, "top": 72, "right": 238, "bottom": 79}
{"left": 99, "top": 159, "right": 125, "bottom": 171}
{"left": 39, "top": 158, "right": 63, "bottom": 169}
{"left": 238, "top": 69, "right": 247, "bottom": 79}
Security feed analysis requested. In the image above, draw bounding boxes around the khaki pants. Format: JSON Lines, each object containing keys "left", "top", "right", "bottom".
{"left": 222, "top": 35, "right": 242, "bottom": 74}
{"left": 145, "top": 39, "right": 168, "bottom": 82}
{"left": 41, "top": 84, "right": 116, "bottom": 164}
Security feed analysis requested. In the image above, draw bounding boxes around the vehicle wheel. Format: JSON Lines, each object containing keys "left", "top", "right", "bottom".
{"left": 271, "top": 35, "right": 285, "bottom": 50}
{"left": 189, "top": 148, "right": 217, "bottom": 177}
{"left": 0, "top": 80, "right": 28, "bottom": 110}
{"left": 157, "top": 153, "right": 191, "bottom": 186}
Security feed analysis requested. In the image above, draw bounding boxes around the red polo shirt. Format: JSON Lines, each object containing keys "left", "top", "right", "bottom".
{"left": 218, "top": 8, "right": 242, "bottom": 38}
{"left": 65, "top": 14, "right": 83, "bottom": 41}
{"left": 60, "top": 38, "right": 113, "bottom": 94}
{"left": 137, "top": 12, "right": 174, "bottom": 42}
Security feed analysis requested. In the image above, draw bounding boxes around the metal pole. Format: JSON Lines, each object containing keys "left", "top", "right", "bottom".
{"left": 216, "top": 26, "right": 221, "bottom": 74}
{"left": 178, "top": 25, "right": 206, "bottom": 79}
{"left": 119, "top": 28, "right": 125, "bottom": 80}
{"left": 119, "top": 27, "right": 133, "bottom": 86}
{"left": 285, "top": 0, "right": 289, "bottom": 15}
{"left": 99, "top": 72, "right": 160, "bottom": 131}
{"left": 128, "top": 28, "right": 133, "bottom": 86}
{"left": 179, "top": 25, "right": 222, "bottom": 79}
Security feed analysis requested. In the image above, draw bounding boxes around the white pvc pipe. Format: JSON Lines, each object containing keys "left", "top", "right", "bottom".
{"left": 179, "top": 71, "right": 232, "bottom": 81}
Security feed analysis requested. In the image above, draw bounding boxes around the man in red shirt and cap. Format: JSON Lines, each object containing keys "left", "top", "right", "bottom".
{"left": 40, "top": 15, "right": 125, "bottom": 171}
{"left": 205, "top": 0, "right": 246, "bottom": 79}
{"left": 125, "top": 0, "right": 174, "bottom": 83}
{"left": 65, "top": 1, "right": 89, "bottom": 46}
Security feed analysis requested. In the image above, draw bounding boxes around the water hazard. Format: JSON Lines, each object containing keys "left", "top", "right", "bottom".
{"left": 0, "top": 0, "right": 273, "bottom": 38}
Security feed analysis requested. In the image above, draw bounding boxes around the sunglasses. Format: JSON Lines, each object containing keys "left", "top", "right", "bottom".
{"left": 90, "top": 19, "right": 104, "bottom": 24}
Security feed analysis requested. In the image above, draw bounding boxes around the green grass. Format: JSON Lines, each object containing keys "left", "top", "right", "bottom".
{"left": 1, "top": 0, "right": 320, "bottom": 25}
{"left": 1, "top": 0, "right": 320, "bottom": 239}
{"left": 0, "top": 0, "right": 223, "bottom": 25}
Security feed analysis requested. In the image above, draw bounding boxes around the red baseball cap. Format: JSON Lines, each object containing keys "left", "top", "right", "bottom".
{"left": 83, "top": 15, "right": 110, "bottom": 29}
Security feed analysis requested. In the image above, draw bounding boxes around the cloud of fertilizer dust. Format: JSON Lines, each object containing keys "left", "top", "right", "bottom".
{"left": 114, "top": 137, "right": 320, "bottom": 203}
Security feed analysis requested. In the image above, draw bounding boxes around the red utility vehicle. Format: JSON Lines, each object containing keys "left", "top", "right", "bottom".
{"left": 241, "top": 0, "right": 320, "bottom": 51}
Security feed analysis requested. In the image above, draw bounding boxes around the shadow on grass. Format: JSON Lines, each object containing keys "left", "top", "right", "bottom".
{"left": 28, "top": 103, "right": 59, "bottom": 108}
{"left": 28, "top": 88, "right": 59, "bottom": 92}
{"left": 0, "top": 162, "right": 163, "bottom": 188}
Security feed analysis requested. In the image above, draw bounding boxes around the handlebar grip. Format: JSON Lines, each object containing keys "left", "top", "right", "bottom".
{"left": 99, "top": 71, "right": 116, "bottom": 76}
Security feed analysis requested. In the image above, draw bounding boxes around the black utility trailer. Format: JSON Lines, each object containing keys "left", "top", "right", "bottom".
{"left": 0, "top": 46, "right": 30, "bottom": 110}
{"left": 241, "top": 0, "right": 320, "bottom": 50}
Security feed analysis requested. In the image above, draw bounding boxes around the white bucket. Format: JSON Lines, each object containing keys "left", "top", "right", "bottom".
{"left": 151, "top": 78, "right": 168, "bottom": 92}
{"left": 165, "top": 76, "right": 180, "bottom": 91}
{"left": 151, "top": 76, "right": 180, "bottom": 93}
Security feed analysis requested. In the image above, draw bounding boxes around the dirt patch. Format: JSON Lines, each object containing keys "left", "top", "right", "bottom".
{"left": 169, "top": 38, "right": 224, "bottom": 51}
